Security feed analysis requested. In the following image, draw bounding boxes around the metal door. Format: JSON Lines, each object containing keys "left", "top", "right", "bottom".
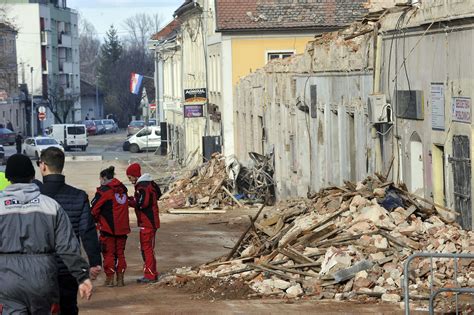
{"left": 451, "top": 135, "right": 472, "bottom": 230}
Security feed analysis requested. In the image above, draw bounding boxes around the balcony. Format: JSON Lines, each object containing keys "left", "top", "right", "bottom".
{"left": 58, "top": 33, "right": 72, "bottom": 47}
{"left": 59, "top": 61, "right": 73, "bottom": 74}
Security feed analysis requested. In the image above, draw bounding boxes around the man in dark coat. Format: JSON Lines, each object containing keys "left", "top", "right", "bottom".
{"left": 15, "top": 132, "right": 23, "bottom": 154}
{"left": 0, "top": 154, "right": 93, "bottom": 314}
{"left": 38, "top": 147, "right": 101, "bottom": 315}
{"left": 6, "top": 120, "right": 13, "bottom": 131}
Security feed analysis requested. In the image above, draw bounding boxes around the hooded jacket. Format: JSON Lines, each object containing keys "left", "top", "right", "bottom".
{"left": 91, "top": 178, "right": 130, "bottom": 236}
{"left": 40, "top": 174, "right": 102, "bottom": 275}
{"left": 0, "top": 183, "right": 89, "bottom": 309}
{"left": 130, "top": 174, "right": 161, "bottom": 230}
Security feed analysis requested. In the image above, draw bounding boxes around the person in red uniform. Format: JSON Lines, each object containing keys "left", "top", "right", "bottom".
{"left": 91, "top": 166, "right": 130, "bottom": 287}
{"left": 126, "top": 163, "right": 162, "bottom": 283}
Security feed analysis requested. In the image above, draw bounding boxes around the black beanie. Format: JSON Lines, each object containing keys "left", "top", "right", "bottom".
{"left": 5, "top": 154, "right": 35, "bottom": 182}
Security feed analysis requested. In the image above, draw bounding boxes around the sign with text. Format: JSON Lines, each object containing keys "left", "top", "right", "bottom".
{"left": 184, "top": 105, "right": 204, "bottom": 118}
{"left": 452, "top": 97, "right": 471, "bottom": 124}
{"left": 431, "top": 83, "right": 445, "bottom": 130}
{"left": 184, "top": 88, "right": 207, "bottom": 105}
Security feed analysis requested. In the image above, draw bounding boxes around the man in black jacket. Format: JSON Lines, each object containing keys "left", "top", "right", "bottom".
{"left": 38, "top": 147, "right": 102, "bottom": 315}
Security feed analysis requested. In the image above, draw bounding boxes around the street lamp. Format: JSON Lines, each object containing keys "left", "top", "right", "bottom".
{"left": 30, "top": 67, "right": 34, "bottom": 137}
{"left": 96, "top": 75, "right": 99, "bottom": 118}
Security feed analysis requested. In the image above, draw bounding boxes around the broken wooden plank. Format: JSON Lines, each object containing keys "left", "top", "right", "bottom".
{"left": 221, "top": 186, "right": 244, "bottom": 208}
{"left": 260, "top": 263, "right": 317, "bottom": 278}
{"left": 247, "top": 263, "right": 301, "bottom": 283}
{"left": 226, "top": 204, "right": 266, "bottom": 260}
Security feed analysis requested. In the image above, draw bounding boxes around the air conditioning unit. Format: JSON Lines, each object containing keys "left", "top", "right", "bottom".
{"left": 368, "top": 94, "right": 392, "bottom": 124}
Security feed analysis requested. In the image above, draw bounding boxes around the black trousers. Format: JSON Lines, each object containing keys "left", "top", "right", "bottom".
{"left": 58, "top": 274, "right": 79, "bottom": 315}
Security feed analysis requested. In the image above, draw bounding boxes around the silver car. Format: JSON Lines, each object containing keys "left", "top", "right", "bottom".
{"left": 102, "top": 119, "right": 118, "bottom": 133}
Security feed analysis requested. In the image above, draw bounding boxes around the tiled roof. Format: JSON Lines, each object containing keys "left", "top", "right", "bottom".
{"left": 215, "top": 0, "right": 369, "bottom": 32}
{"left": 151, "top": 19, "right": 181, "bottom": 41}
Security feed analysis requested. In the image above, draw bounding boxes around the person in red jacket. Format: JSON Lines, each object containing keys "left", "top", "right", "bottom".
{"left": 91, "top": 166, "right": 130, "bottom": 287}
{"left": 126, "top": 163, "right": 162, "bottom": 283}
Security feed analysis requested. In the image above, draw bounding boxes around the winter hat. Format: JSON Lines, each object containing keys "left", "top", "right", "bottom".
{"left": 126, "top": 163, "right": 141, "bottom": 178}
{"left": 5, "top": 154, "right": 35, "bottom": 181}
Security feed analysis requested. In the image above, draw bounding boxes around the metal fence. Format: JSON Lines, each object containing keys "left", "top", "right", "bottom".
{"left": 403, "top": 252, "right": 474, "bottom": 315}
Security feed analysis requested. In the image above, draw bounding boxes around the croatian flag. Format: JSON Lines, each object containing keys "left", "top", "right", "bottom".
{"left": 130, "top": 73, "right": 143, "bottom": 95}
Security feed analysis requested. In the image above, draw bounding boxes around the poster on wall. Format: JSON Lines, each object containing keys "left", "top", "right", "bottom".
{"left": 452, "top": 97, "right": 471, "bottom": 124}
{"left": 184, "top": 88, "right": 207, "bottom": 105}
{"left": 431, "top": 83, "right": 445, "bottom": 130}
{"left": 184, "top": 105, "right": 204, "bottom": 118}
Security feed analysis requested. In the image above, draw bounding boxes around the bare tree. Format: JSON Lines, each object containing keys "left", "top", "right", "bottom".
{"left": 79, "top": 16, "right": 100, "bottom": 84}
{"left": 46, "top": 84, "right": 80, "bottom": 123}
{"left": 122, "top": 13, "right": 162, "bottom": 49}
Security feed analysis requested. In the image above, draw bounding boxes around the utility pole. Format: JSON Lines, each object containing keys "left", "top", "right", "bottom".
{"left": 30, "top": 67, "right": 34, "bottom": 137}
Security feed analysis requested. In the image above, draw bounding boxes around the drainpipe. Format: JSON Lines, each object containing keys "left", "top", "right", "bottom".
{"left": 372, "top": 24, "right": 384, "bottom": 174}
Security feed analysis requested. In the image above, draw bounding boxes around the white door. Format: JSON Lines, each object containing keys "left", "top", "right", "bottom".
{"left": 410, "top": 136, "right": 424, "bottom": 197}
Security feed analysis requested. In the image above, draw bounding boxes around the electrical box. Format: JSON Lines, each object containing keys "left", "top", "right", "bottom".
{"left": 368, "top": 94, "right": 391, "bottom": 124}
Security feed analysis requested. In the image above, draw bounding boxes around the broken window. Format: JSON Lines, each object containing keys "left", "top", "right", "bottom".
{"left": 267, "top": 51, "right": 294, "bottom": 62}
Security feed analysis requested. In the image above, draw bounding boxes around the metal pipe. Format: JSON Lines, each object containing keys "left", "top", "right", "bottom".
{"left": 404, "top": 253, "right": 474, "bottom": 315}
{"left": 429, "top": 288, "right": 474, "bottom": 315}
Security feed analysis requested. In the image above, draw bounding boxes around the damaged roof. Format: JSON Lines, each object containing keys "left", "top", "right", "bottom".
{"left": 215, "top": 0, "right": 369, "bottom": 32}
{"left": 151, "top": 19, "right": 181, "bottom": 41}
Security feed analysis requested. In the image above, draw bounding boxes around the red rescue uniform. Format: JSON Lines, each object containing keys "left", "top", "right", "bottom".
{"left": 129, "top": 174, "right": 161, "bottom": 280}
{"left": 91, "top": 178, "right": 130, "bottom": 276}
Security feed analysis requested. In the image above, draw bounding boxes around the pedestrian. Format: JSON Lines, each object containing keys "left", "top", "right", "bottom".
{"left": 6, "top": 120, "right": 13, "bottom": 131}
{"left": 15, "top": 132, "right": 23, "bottom": 154}
{"left": 91, "top": 166, "right": 130, "bottom": 287}
{"left": 38, "top": 147, "right": 102, "bottom": 315}
{"left": 0, "top": 154, "right": 93, "bottom": 314}
{"left": 126, "top": 163, "right": 162, "bottom": 283}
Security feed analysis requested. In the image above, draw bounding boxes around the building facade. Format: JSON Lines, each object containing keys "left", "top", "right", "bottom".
{"left": 5, "top": 0, "right": 81, "bottom": 134}
{"left": 80, "top": 79, "right": 103, "bottom": 121}
{"left": 0, "top": 22, "right": 27, "bottom": 134}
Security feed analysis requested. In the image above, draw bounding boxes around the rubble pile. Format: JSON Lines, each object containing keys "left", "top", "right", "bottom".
{"left": 160, "top": 153, "right": 234, "bottom": 210}
{"left": 161, "top": 176, "right": 474, "bottom": 309}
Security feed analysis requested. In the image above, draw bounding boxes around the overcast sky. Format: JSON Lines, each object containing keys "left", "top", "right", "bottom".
{"left": 68, "top": 0, "right": 183, "bottom": 39}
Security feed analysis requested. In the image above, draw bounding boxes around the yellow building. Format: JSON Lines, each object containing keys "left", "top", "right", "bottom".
{"left": 211, "top": 0, "right": 368, "bottom": 156}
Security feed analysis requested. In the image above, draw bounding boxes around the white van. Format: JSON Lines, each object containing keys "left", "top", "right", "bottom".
{"left": 47, "top": 124, "right": 88, "bottom": 151}
{"left": 123, "top": 126, "right": 161, "bottom": 153}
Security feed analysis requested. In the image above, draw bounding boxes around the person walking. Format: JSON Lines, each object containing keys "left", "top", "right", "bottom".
{"left": 38, "top": 147, "right": 101, "bottom": 315}
{"left": 126, "top": 163, "right": 162, "bottom": 283}
{"left": 0, "top": 154, "right": 93, "bottom": 314}
{"left": 91, "top": 166, "right": 130, "bottom": 287}
{"left": 6, "top": 120, "right": 13, "bottom": 131}
{"left": 15, "top": 132, "right": 23, "bottom": 154}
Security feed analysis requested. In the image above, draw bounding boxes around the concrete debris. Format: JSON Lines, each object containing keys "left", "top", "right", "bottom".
{"left": 161, "top": 152, "right": 276, "bottom": 212}
{"left": 164, "top": 176, "right": 474, "bottom": 307}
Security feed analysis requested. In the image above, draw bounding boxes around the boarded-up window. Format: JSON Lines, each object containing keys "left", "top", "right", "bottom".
{"left": 395, "top": 90, "right": 423, "bottom": 120}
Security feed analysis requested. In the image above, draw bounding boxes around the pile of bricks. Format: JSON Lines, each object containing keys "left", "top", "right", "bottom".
{"left": 163, "top": 176, "right": 474, "bottom": 310}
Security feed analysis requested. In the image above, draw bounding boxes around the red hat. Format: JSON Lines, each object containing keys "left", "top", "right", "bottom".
{"left": 126, "top": 163, "right": 141, "bottom": 178}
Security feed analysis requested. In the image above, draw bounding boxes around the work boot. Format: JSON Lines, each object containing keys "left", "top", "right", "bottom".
{"left": 136, "top": 276, "right": 157, "bottom": 284}
{"left": 104, "top": 274, "right": 115, "bottom": 287}
{"left": 116, "top": 273, "right": 125, "bottom": 287}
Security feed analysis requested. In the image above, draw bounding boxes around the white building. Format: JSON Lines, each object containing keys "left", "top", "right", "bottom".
{"left": 6, "top": 0, "right": 81, "bottom": 134}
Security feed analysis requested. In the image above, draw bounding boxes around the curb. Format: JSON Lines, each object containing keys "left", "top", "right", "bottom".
{"left": 65, "top": 155, "right": 103, "bottom": 162}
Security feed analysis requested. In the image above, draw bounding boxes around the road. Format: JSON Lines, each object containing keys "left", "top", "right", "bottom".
{"left": 2, "top": 132, "right": 406, "bottom": 314}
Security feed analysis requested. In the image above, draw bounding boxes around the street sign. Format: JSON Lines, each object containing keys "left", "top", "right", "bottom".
{"left": 38, "top": 112, "right": 46, "bottom": 121}
{"left": 38, "top": 106, "right": 46, "bottom": 114}
{"left": 150, "top": 103, "right": 156, "bottom": 110}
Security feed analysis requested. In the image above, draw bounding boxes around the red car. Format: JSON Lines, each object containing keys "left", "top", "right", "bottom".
{"left": 84, "top": 120, "right": 97, "bottom": 136}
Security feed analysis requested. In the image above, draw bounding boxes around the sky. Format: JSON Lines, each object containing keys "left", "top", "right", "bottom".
{"left": 67, "top": 0, "right": 184, "bottom": 38}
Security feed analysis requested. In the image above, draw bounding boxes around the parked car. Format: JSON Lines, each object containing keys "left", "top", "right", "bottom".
{"left": 123, "top": 126, "right": 161, "bottom": 153}
{"left": 94, "top": 120, "right": 106, "bottom": 135}
{"left": 22, "top": 137, "right": 64, "bottom": 159}
{"left": 84, "top": 120, "right": 97, "bottom": 136}
{"left": 0, "top": 128, "right": 15, "bottom": 146}
{"left": 102, "top": 119, "right": 118, "bottom": 133}
{"left": 127, "top": 119, "right": 157, "bottom": 136}
{"left": 0, "top": 145, "right": 4, "bottom": 165}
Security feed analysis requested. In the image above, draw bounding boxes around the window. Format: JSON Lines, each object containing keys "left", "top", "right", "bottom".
{"left": 155, "top": 130, "right": 161, "bottom": 137}
{"left": 36, "top": 138, "right": 58, "bottom": 145}
{"left": 137, "top": 128, "right": 152, "bottom": 137}
{"left": 267, "top": 51, "right": 294, "bottom": 62}
{"left": 67, "top": 126, "right": 85, "bottom": 135}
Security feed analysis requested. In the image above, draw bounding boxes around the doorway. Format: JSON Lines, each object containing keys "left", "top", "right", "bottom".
{"left": 432, "top": 145, "right": 445, "bottom": 206}
{"left": 409, "top": 132, "right": 424, "bottom": 197}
